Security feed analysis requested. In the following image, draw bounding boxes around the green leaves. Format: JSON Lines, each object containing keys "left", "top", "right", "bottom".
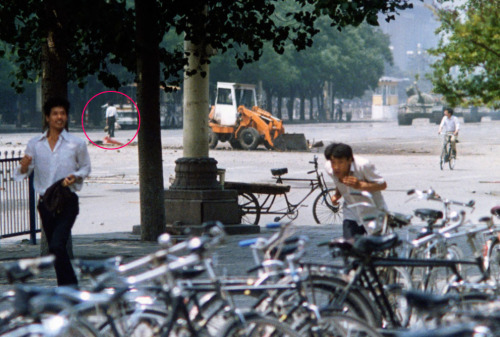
{"left": 428, "top": 0, "right": 500, "bottom": 107}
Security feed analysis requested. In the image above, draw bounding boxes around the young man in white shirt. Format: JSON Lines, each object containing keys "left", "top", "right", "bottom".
{"left": 438, "top": 107, "right": 460, "bottom": 158}
{"left": 15, "top": 97, "right": 91, "bottom": 286}
{"left": 105, "top": 101, "right": 117, "bottom": 137}
{"left": 324, "top": 143, "right": 387, "bottom": 239}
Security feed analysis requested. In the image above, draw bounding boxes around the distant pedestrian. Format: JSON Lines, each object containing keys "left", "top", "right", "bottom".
{"left": 324, "top": 143, "right": 387, "bottom": 239}
{"left": 336, "top": 101, "right": 344, "bottom": 122}
{"left": 105, "top": 101, "right": 117, "bottom": 137}
{"left": 15, "top": 97, "right": 91, "bottom": 286}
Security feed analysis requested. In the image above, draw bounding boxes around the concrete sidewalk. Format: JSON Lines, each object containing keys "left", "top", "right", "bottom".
{"left": 0, "top": 224, "right": 342, "bottom": 290}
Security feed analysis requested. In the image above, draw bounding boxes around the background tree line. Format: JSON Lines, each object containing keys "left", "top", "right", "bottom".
{"left": 1, "top": 16, "right": 391, "bottom": 126}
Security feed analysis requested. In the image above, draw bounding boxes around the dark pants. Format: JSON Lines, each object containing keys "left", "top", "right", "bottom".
{"left": 343, "top": 219, "right": 366, "bottom": 239}
{"left": 38, "top": 194, "right": 79, "bottom": 286}
{"left": 108, "top": 116, "right": 116, "bottom": 137}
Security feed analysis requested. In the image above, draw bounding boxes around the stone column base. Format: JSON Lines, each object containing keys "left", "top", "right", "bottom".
{"left": 164, "top": 189, "right": 260, "bottom": 234}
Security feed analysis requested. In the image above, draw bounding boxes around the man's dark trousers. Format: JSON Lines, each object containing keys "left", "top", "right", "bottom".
{"left": 108, "top": 116, "right": 116, "bottom": 137}
{"left": 38, "top": 194, "right": 79, "bottom": 286}
{"left": 343, "top": 219, "right": 366, "bottom": 239}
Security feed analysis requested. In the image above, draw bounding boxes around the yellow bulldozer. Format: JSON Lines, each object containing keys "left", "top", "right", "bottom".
{"left": 208, "top": 82, "right": 307, "bottom": 151}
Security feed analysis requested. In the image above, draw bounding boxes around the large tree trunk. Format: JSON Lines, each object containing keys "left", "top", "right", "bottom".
{"left": 40, "top": 4, "right": 69, "bottom": 256}
{"left": 183, "top": 39, "right": 209, "bottom": 158}
{"left": 317, "top": 94, "right": 325, "bottom": 121}
{"left": 41, "top": 34, "right": 68, "bottom": 115}
{"left": 276, "top": 95, "right": 283, "bottom": 119}
{"left": 309, "top": 96, "right": 314, "bottom": 121}
{"left": 299, "top": 94, "right": 305, "bottom": 121}
{"left": 286, "top": 89, "right": 295, "bottom": 121}
{"left": 136, "top": 0, "right": 165, "bottom": 241}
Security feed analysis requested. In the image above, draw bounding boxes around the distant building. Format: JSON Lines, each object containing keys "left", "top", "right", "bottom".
{"left": 379, "top": 1, "right": 440, "bottom": 73}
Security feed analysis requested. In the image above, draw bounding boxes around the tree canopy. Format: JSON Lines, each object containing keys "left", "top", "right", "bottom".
{"left": 428, "top": 0, "right": 499, "bottom": 108}
{"left": 1, "top": 0, "right": 413, "bottom": 92}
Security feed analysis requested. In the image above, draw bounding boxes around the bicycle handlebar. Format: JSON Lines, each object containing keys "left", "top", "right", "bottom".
{"left": 407, "top": 188, "right": 475, "bottom": 211}
{"left": 411, "top": 210, "right": 466, "bottom": 248}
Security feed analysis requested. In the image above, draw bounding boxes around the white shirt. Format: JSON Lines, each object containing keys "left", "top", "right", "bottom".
{"left": 439, "top": 115, "right": 460, "bottom": 133}
{"left": 14, "top": 130, "right": 91, "bottom": 196}
{"left": 325, "top": 155, "right": 387, "bottom": 231}
{"left": 105, "top": 105, "right": 117, "bottom": 118}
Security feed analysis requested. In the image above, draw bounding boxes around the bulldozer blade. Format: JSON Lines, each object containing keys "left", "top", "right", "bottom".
{"left": 273, "top": 133, "right": 309, "bottom": 152}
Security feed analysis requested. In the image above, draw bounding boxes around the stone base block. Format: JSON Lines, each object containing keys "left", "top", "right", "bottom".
{"left": 165, "top": 189, "right": 240, "bottom": 226}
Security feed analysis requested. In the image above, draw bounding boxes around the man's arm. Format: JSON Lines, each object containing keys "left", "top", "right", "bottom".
{"left": 330, "top": 187, "right": 342, "bottom": 204}
{"left": 14, "top": 141, "right": 35, "bottom": 180}
{"left": 342, "top": 177, "right": 387, "bottom": 192}
{"left": 342, "top": 160, "right": 387, "bottom": 192}
{"left": 67, "top": 141, "right": 91, "bottom": 188}
{"left": 438, "top": 117, "right": 445, "bottom": 134}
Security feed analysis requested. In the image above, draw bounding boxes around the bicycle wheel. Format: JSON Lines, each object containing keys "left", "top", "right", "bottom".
{"left": 238, "top": 192, "right": 260, "bottom": 225}
{"left": 313, "top": 311, "right": 384, "bottom": 337}
{"left": 313, "top": 188, "right": 343, "bottom": 225}
{"left": 379, "top": 266, "right": 413, "bottom": 327}
{"left": 439, "top": 146, "right": 446, "bottom": 170}
{"left": 304, "top": 274, "right": 382, "bottom": 328}
{"left": 487, "top": 238, "right": 500, "bottom": 282}
{"left": 219, "top": 311, "right": 300, "bottom": 337}
{"left": 97, "top": 308, "right": 167, "bottom": 337}
{"left": 58, "top": 317, "right": 100, "bottom": 337}
{"left": 448, "top": 142, "right": 456, "bottom": 170}
{"left": 437, "top": 293, "right": 493, "bottom": 326}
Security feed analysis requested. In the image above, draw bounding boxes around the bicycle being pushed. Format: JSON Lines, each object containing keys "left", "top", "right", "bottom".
{"left": 439, "top": 132, "right": 457, "bottom": 170}
{"left": 225, "top": 155, "right": 342, "bottom": 225}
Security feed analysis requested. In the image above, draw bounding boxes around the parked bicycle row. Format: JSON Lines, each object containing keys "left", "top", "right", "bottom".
{"left": 1, "top": 189, "right": 500, "bottom": 337}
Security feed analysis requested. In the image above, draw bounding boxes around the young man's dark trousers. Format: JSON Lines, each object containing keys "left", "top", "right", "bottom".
{"left": 38, "top": 193, "right": 79, "bottom": 286}
{"left": 108, "top": 116, "right": 116, "bottom": 137}
{"left": 343, "top": 219, "right": 366, "bottom": 239}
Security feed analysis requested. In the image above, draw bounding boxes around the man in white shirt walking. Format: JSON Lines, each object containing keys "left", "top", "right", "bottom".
{"left": 15, "top": 97, "right": 91, "bottom": 286}
{"left": 438, "top": 107, "right": 460, "bottom": 158}
{"left": 105, "top": 101, "right": 117, "bottom": 137}
{"left": 324, "top": 143, "right": 387, "bottom": 239}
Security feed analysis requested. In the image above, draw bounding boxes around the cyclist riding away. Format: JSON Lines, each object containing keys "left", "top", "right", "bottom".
{"left": 438, "top": 107, "right": 460, "bottom": 158}
{"left": 324, "top": 143, "right": 387, "bottom": 239}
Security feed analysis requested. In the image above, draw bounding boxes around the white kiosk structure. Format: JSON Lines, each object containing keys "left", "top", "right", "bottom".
{"left": 371, "top": 77, "right": 402, "bottom": 121}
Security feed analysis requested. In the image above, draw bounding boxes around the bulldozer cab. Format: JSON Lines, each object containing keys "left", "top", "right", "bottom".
{"left": 213, "top": 82, "right": 257, "bottom": 126}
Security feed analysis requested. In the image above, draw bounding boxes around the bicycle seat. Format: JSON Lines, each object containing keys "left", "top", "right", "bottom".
{"left": 172, "top": 265, "right": 206, "bottom": 279}
{"left": 491, "top": 205, "right": 500, "bottom": 218}
{"left": 388, "top": 212, "right": 413, "bottom": 228}
{"left": 270, "top": 244, "right": 299, "bottom": 261}
{"left": 404, "top": 290, "right": 460, "bottom": 312}
{"left": 414, "top": 208, "right": 443, "bottom": 222}
{"left": 327, "top": 237, "right": 354, "bottom": 251}
{"left": 353, "top": 233, "right": 400, "bottom": 256}
{"left": 271, "top": 168, "right": 288, "bottom": 176}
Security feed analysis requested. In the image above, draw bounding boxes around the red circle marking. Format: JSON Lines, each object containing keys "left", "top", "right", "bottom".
{"left": 81, "top": 91, "right": 140, "bottom": 150}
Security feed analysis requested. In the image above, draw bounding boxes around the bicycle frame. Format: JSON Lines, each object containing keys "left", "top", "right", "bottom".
{"left": 261, "top": 157, "right": 331, "bottom": 221}
{"left": 303, "top": 254, "right": 481, "bottom": 328}
{"left": 440, "top": 133, "right": 456, "bottom": 170}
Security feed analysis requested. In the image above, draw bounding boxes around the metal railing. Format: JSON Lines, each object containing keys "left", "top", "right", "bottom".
{"left": 0, "top": 150, "right": 39, "bottom": 244}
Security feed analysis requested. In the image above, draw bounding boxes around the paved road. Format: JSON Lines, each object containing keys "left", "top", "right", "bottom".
{"left": 1, "top": 119, "right": 499, "bottom": 237}
{"left": 0, "top": 118, "right": 499, "bottom": 288}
